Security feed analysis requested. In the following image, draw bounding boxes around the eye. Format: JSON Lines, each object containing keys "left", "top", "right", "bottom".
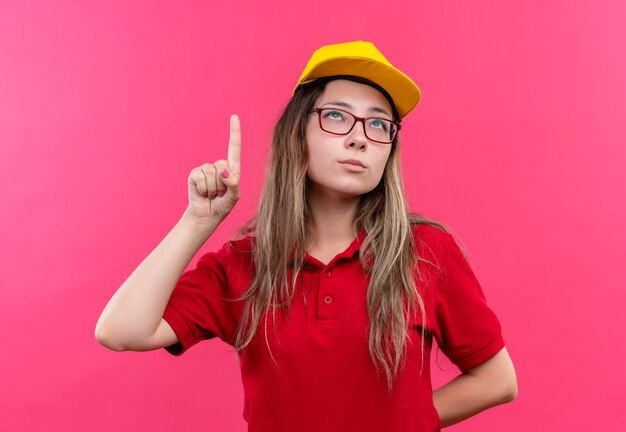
{"left": 370, "top": 119, "right": 389, "bottom": 131}
{"left": 323, "top": 110, "right": 344, "bottom": 121}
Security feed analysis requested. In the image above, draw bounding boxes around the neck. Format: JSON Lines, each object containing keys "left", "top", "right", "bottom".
{"left": 307, "top": 186, "right": 360, "bottom": 250}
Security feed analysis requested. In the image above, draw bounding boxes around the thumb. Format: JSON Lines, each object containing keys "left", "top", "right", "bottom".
{"left": 220, "top": 168, "right": 240, "bottom": 198}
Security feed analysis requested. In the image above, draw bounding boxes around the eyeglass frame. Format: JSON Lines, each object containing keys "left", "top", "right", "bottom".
{"left": 309, "top": 107, "right": 401, "bottom": 144}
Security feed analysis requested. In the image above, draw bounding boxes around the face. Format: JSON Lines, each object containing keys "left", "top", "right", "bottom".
{"left": 305, "top": 79, "right": 395, "bottom": 200}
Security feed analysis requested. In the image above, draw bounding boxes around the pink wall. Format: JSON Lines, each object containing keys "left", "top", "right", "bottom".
{"left": 1, "top": 1, "right": 624, "bottom": 430}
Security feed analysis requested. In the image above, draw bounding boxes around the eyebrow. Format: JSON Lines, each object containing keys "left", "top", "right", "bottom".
{"left": 320, "top": 101, "right": 393, "bottom": 119}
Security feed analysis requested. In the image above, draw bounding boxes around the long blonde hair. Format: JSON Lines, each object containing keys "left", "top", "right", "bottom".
{"left": 230, "top": 76, "right": 448, "bottom": 392}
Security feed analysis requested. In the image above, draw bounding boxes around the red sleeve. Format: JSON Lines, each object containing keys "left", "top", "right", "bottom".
{"left": 162, "top": 242, "right": 239, "bottom": 356}
{"left": 434, "top": 232, "right": 506, "bottom": 371}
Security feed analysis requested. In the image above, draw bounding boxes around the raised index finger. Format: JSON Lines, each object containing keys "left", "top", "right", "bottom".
{"left": 228, "top": 114, "right": 241, "bottom": 172}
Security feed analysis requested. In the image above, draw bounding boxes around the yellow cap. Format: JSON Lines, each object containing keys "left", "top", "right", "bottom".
{"left": 293, "top": 40, "right": 421, "bottom": 119}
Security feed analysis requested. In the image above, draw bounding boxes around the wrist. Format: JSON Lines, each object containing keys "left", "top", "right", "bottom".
{"left": 180, "top": 209, "right": 221, "bottom": 236}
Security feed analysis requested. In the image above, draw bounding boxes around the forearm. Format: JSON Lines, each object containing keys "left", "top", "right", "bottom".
{"left": 95, "top": 210, "right": 219, "bottom": 349}
{"left": 432, "top": 371, "right": 515, "bottom": 428}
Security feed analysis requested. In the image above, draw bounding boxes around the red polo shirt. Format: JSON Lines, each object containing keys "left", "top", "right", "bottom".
{"left": 162, "top": 223, "right": 505, "bottom": 432}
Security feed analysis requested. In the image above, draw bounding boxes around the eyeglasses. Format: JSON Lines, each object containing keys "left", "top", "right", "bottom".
{"left": 310, "top": 107, "right": 401, "bottom": 144}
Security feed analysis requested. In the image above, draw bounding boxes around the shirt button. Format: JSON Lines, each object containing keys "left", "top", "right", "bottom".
{"left": 324, "top": 296, "right": 333, "bottom": 304}
{"left": 324, "top": 270, "right": 331, "bottom": 278}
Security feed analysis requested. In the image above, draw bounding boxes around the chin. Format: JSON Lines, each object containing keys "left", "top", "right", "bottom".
{"left": 308, "top": 174, "right": 380, "bottom": 198}
{"left": 327, "top": 182, "right": 378, "bottom": 198}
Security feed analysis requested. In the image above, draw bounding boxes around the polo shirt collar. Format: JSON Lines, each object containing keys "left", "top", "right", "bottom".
{"left": 289, "top": 228, "right": 366, "bottom": 269}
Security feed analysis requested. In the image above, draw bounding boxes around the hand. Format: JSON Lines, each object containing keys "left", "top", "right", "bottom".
{"left": 185, "top": 114, "right": 241, "bottom": 224}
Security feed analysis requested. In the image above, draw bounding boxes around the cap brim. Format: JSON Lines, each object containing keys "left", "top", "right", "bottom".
{"left": 294, "top": 57, "right": 421, "bottom": 119}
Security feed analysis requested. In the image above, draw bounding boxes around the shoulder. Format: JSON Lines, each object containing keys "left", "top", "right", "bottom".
{"left": 195, "top": 233, "right": 255, "bottom": 270}
{"left": 218, "top": 233, "right": 257, "bottom": 271}
{"left": 411, "top": 222, "right": 449, "bottom": 241}
{"left": 189, "top": 234, "right": 256, "bottom": 291}
{"left": 224, "top": 233, "right": 256, "bottom": 254}
{"left": 411, "top": 222, "right": 454, "bottom": 260}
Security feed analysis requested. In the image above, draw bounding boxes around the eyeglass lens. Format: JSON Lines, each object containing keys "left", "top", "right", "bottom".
{"left": 319, "top": 109, "right": 396, "bottom": 143}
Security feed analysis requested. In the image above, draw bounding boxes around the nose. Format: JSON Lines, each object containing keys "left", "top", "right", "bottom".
{"left": 344, "top": 119, "right": 368, "bottom": 150}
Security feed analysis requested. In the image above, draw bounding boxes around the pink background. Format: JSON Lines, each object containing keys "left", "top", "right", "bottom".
{"left": 1, "top": 1, "right": 624, "bottom": 430}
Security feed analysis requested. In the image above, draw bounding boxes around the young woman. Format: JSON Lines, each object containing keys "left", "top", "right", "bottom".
{"left": 96, "top": 41, "right": 517, "bottom": 431}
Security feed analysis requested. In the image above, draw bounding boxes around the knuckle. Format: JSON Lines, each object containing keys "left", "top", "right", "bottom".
{"left": 200, "top": 163, "right": 215, "bottom": 172}
{"left": 188, "top": 171, "right": 202, "bottom": 183}
{"left": 215, "top": 161, "right": 231, "bottom": 174}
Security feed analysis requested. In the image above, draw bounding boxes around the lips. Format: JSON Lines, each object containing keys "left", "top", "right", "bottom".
{"left": 339, "top": 159, "right": 366, "bottom": 168}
